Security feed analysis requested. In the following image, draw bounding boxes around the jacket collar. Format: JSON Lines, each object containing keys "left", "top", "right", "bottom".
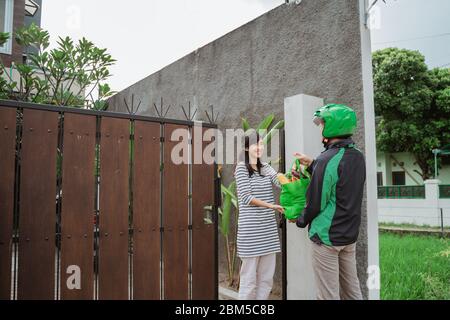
{"left": 325, "top": 137, "right": 355, "bottom": 150}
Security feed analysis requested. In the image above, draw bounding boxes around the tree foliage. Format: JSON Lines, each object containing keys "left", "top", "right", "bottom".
{"left": 373, "top": 48, "right": 450, "bottom": 180}
{"left": 0, "top": 23, "right": 116, "bottom": 109}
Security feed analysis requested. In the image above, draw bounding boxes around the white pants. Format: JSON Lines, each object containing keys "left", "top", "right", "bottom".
{"left": 238, "top": 253, "right": 276, "bottom": 300}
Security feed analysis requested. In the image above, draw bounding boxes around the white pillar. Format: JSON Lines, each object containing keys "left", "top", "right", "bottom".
{"left": 359, "top": 0, "right": 380, "bottom": 300}
{"left": 425, "top": 179, "right": 441, "bottom": 224}
{"left": 284, "top": 93, "right": 323, "bottom": 300}
{"left": 384, "top": 153, "right": 392, "bottom": 185}
{"left": 424, "top": 179, "right": 440, "bottom": 202}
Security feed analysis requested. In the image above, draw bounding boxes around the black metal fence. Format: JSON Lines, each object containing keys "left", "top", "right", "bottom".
{"left": 439, "top": 185, "right": 450, "bottom": 199}
{"left": 377, "top": 185, "right": 426, "bottom": 199}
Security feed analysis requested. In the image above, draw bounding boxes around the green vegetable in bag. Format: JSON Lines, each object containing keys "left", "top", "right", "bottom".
{"left": 279, "top": 159, "right": 310, "bottom": 220}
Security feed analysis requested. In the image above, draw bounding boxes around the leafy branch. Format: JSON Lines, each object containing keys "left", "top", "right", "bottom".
{"left": 0, "top": 23, "right": 116, "bottom": 109}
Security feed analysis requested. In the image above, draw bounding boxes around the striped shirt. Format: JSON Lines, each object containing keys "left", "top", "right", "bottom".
{"left": 234, "top": 162, "right": 281, "bottom": 258}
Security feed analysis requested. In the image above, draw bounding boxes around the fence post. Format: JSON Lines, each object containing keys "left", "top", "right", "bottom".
{"left": 424, "top": 179, "right": 441, "bottom": 227}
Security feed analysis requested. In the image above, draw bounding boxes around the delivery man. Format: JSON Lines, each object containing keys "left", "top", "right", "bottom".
{"left": 292, "top": 103, "right": 366, "bottom": 300}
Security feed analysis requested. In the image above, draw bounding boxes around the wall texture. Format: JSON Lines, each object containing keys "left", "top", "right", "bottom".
{"left": 109, "top": 0, "right": 372, "bottom": 298}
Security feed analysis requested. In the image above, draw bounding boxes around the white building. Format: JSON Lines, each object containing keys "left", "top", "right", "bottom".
{"left": 376, "top": 152, "right": 450, "bottom": 186}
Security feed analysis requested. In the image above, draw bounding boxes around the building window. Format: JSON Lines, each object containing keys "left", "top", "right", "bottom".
{"left": 0, "top": 0, "right": 14, "bottom": 55}
{"left": 377, "top": 172, "right": 383, "bottom": 186}
{"left": 392, "top": 171, "right": 406, "bottom": 185}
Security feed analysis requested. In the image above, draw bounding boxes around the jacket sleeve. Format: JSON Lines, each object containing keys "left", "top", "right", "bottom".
{"left": 296, "top": 157, "right": 330, "bottom": 228}
{"left": 306, "top": 160, "right": 316, "bottom": 175}
{"left": 234, "top": 164, "right": 255, "bottom": 206}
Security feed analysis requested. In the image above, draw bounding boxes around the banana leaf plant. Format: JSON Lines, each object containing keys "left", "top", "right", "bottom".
{"left": 219, "top": 114, "right": 284, "bottom": 288}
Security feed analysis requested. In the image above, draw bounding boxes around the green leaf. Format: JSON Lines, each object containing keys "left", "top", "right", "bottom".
{"left": 263, "top": 120, "right": 285, "bottom": 144}
{"left": 221, "top": 191, "right": 232, "bottom": 236}
{"left": 242, "top": 118, "right": 250, "bottom": 132}
{"left": 0, "top": 32, "right": 9, "bottom": 46}
{"left": 220, "top": 181, "right": 238, "bottom": 236}
{"left": 221, "top": 182, "right": 237, "bottom": 202}
{"left": 257, "top": 114, "right": 274, "bottom": 131}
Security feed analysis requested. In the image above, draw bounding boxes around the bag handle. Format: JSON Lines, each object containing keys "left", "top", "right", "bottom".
{"left": 293, "top": 158, "right": 309, "bottom": 179}
{"left": 294, "top": 158, "right": 301, "bottom": 171}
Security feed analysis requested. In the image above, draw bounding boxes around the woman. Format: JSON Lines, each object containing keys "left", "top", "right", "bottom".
{"left": 234, "top": 131, "right": 284, "bottom": 300}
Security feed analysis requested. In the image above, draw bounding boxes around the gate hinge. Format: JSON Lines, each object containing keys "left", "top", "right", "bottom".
{"left": 160, "top": 227, "right": 164, "bottom": 232}
{"left": 188, "top": 225, "right": 193, "bottom": 230}
{"left": 160, "top": 136, "right": 165, "bottom": 143}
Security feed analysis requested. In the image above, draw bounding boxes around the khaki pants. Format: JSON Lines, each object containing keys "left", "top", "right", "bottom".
{"left": 238, "top": 253, "right": 276, "bottom": 300}
{"left": 311, "top": 242, "right": 362, "bottom": 300}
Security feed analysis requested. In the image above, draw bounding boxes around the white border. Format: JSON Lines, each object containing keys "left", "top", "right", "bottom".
{"left": 0, "top": 0, "right": 14, "bottom": 55}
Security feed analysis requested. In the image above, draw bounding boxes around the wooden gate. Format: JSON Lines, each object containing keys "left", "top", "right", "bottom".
{"left": 0, "top": 100, "right": 218, "bottom": 300}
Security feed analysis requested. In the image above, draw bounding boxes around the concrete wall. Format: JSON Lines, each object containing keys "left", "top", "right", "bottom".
{"left": 109, "top": 0, "right": 376, "bottom": 299}
{"left": 378, "top": 180, "right": 450, "bottom": 227}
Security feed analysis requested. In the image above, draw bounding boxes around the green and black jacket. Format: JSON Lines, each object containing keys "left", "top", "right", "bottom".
{"left": 296, "top": 138, "right": 366, "bottom": 246}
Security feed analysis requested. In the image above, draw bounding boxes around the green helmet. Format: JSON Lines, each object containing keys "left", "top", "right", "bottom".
{"left": 313, "top": 104, "right": 357, "bottom": 138}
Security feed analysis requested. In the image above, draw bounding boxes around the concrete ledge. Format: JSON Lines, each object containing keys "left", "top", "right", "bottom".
{"left": 219, "top": 286, "right": 238, "bottom": 300}
{"left": 379, "top": 226, "right": 449, "bottom": 237}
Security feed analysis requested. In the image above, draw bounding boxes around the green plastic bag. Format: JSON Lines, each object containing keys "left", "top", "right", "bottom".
{"left": 279, "top": 159, "right": 311, "bottom": 220}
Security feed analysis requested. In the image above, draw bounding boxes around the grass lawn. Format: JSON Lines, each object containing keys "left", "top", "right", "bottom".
{"left": 380, "top": 232, "right": 450, "bottom": 300}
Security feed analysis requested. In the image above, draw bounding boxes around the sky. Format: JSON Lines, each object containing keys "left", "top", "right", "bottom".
{"left": 40, "top": 0, "right": 450, "bottom": 92}
{"left": 370, "top": 0, "right": 450, "bottom": 68}
{"left": 41, "top": 0, "right": 284, "bottom": 92}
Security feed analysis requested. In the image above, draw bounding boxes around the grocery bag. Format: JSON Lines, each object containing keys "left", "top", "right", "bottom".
{"left": 279, "top": 159, "right": 311, "bottom": 220}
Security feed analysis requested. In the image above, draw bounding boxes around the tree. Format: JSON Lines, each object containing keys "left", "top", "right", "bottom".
{"left": 0, "top": 23, "right": 116, "bottom": 109}
{"left": 373, "top": 47, "right": 450, "bottom": 180}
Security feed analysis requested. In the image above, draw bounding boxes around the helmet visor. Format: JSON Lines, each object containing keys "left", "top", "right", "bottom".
{"left": 313, "top": 116, "right": 324, "bottom": 127}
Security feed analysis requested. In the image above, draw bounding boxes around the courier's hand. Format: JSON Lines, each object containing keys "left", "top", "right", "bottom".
{"left": 288, "top": 219, "right": 297, "bottom": 223}
{"left": 294, "top": 152, "right": 313, "bottom": 167}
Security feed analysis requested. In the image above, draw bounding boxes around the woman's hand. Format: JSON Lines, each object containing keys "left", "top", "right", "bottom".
{"left": 270, "top": 204, "right": 284, "bottom": 214}
{"left": 294, "top": 152, "right": 313, "bottom": 167}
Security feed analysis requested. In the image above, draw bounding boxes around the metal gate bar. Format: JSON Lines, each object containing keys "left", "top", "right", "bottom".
{"left": 162, "top": 124, "right": 189, "bottom": 300}
{"left": 0, "top": 108, "right": 17, "bottom": 300}
{"left": 17, "top": 109, "right": 58, "bottom": 300}
{"left": 132, "top": 121, "right": 161, "bottom": 300}
{"left": 60, "top": 113, "right": 97, "bottom": 300}
{"left": 191, "top": 125, "right": 216, "bottom": 299}
{"left": 98, "top": 117, "right": 130, "bottom": 300}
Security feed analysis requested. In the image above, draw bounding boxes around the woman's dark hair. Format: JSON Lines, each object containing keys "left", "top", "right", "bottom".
{"left": 244, "top": 131, "right": 263, "bottom": 177}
